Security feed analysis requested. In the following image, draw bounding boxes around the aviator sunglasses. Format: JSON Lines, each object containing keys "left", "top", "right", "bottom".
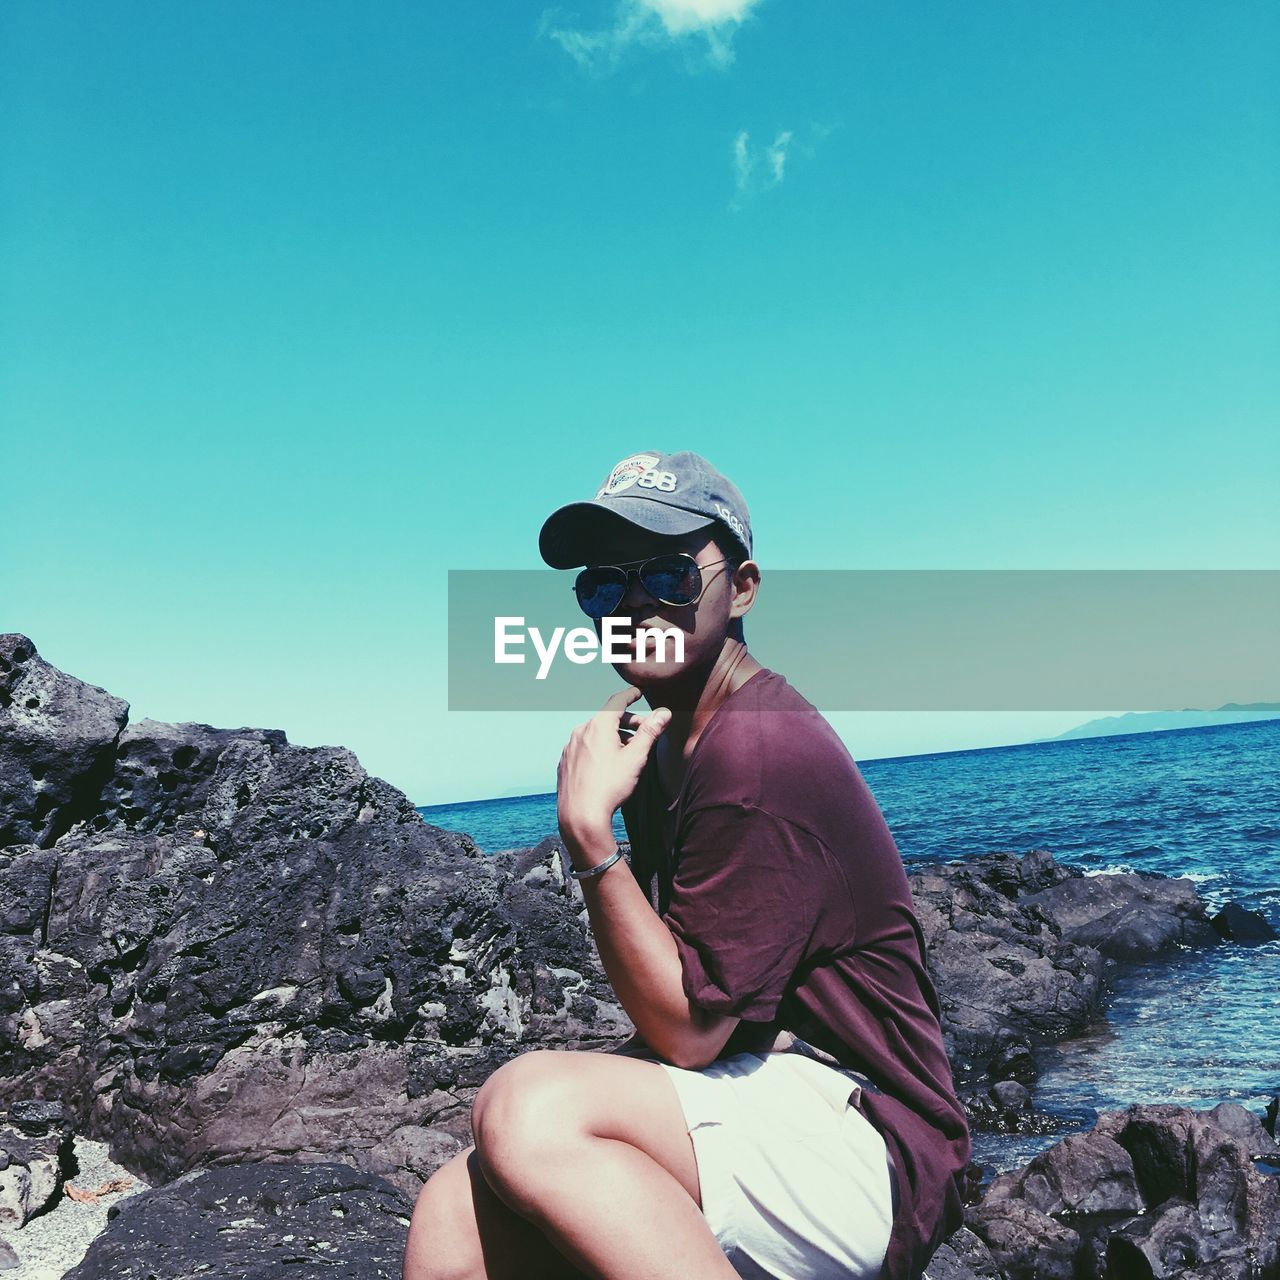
{"left": 573, "top": 553, "right": 732, "bottom": 620}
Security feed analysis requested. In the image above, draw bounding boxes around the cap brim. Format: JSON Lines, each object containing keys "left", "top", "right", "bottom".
{"left": 539, "top": 497, "right": 715, "bottom": 569}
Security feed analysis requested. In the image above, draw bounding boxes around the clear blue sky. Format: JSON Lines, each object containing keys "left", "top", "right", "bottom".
{"left": 4, "top": 1, "right": 1277, "bottom": 803}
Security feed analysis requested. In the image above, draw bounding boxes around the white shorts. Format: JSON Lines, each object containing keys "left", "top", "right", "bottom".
{"left": 659, "top": 1047, "right": 897, "bottom": 1280}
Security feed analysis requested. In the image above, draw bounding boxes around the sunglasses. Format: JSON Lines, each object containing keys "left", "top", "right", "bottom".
{"left": 573, "top": 553, "right": 732, "bottom": 620}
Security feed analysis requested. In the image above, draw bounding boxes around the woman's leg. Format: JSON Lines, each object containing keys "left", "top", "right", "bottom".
{"left": 469, "top": 1049, "right": 738, "bottom": 1280}
{"left": 403, "top": 1144, "right": 585, "bottom": 1280}
{"left": 403, "top": 1048, "right": 737, "bottom": 1280}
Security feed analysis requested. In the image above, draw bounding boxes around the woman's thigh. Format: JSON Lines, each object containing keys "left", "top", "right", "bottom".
{"left": 405, "top": 1049, "right": 705, "bottom": 1280}
{"left": 470, "top": 1048, "right": 702, "bottom": 1207}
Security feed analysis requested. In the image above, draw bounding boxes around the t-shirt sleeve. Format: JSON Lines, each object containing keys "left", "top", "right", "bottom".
{"left": 662, "top": 802, "right": 828, "bottom": 1022}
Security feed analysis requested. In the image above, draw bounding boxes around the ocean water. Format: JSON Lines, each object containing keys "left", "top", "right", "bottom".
{"left": 419, "top": 719, "right": 1280, "bottom": 1172}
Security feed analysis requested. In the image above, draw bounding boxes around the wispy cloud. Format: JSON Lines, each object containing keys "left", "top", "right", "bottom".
{"left": 543, "top": 0, "right": 763, "bottom": 73}
{"left": 731, "top": 127, "right": 793, "bottom": 207}
{"left": 766, "top": 129, "right": 792, "bottom": 183}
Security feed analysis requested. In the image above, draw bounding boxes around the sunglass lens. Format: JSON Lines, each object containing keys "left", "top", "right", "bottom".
{"left": 640, "top": 554, "right": 702, "bottom": 606}
{"left": 574, "top": 567, "right": 627, "bottom": 619}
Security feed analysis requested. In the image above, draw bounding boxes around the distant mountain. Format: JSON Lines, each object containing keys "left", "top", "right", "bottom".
{"left": 1046, "top": 703, "right": 1280, "bottom": 742}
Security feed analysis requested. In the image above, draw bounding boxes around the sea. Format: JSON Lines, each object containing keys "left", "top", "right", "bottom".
{"left": 419, "top": 718, "right": 1280, "bottom": 1175}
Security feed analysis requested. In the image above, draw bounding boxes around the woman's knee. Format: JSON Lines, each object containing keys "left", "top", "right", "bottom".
{"left": 471, "top": 1051, "right": 582, "bottom": 1211}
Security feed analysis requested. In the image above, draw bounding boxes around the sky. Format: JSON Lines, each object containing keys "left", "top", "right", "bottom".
{"left": 4, "top": 0, "right": 1278, "bottom": 804}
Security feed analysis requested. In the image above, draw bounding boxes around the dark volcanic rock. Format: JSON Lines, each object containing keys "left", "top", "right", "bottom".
{"left": 0, "top": 635, "right": 128, "bottom": 849}
{"left": 956, "top": 1080, "right": 1061, "bottom": 1137}
{"left": 965, "top": 1103, "right": 1280, "bottom": 1280}
{"left": 908, "top": 852, "right": 1108, "bottom": 1083}
{"left": 910, "top": 848, "right": 1241, "bottom": 1094}
{"left": 64, "top": 1162, "right": 413, "bottom": 1280}
{"left": 0, "top": 634, "right": 629, "bottom": 1197}
{"left": 964, "top": 1196, "right": 1082, "bottom": 1280}
{"left": 921, "top": 1226, "right": 1002, "bottom": 1279}
{"left": 1211, "top": 901, "right": 1279, "bottom": 944}
{"left": 1, "top": 630, "right": 1253, "bottom": 1267}
{"left": 0, "top": 1100, "right": 73, "bottom": 1227}
{"left": 1021, "top": 870, "right": 1219, "bottom": 959}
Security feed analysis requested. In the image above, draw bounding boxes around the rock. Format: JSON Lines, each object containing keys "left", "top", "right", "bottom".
{"left": 921, "top": 1226, "right": 1001, "bottom": 1279}
{"left": 64, "top": 1162, "right": 413, "bottom": 1280}
{"left": 0, "top": 1105, "right": 73, "bottom": 1228}
{"left": 1105, "top": 1199, "right": 1238, "bottom": 1279}
{"left": 0, "top": 635, "right": 128, "bottom": 849}
{"left": 966, "top": 1102, "right": 1280, "bottom": 1280}
{"left": 983, "top": 1131, "right": 1143, "bottom": 1216}
{"left": 1210, "top": 902, "right": 1279, "bottom": 944}
{"left": 909, "top": 854, "right": 1107, "bottom": 1079}
{"left": 964, "top": 1197, "right": 1081, "bottom": 1280}
{"left": 1204, "top": 1100, "right": 1280, "bottom": 1158}
{"left": 6, "top": 1099, "right": 65, "bottom": 1136}
{"left": 958, "top": 1079, "right": 1061, "bottom": 1137}
{"left": 0, "top": 639, "right": 630, "bottom": 1198}
{"left": 0, "top": 1238, "right": 17, "bottom": 1270}
{"left": 1021, "top": 870, "right": 1219, "bottom": 959}
{"left": 989, "top": 1080, "right": 1030, "bottom": 1111}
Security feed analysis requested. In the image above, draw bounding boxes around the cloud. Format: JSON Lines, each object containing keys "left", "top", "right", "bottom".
{"left": 731, "top": 128, "right": 793, "bottom": 206}
{"left": 732, "top": 130, "right": 753, "bottom": 192}
{"left": 766, "top": 129, "right": 792, "bottom": 183}
{"left": 544, "top": 0, "right": 762, "bottom": 72}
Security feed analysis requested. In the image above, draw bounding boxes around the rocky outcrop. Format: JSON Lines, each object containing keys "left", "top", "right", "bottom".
{"left": 908, "top": 847, "right": 1253, "bottom": 1099}
{"left": 0, "top": 1100, "right": 73, "bottom": 1228}
{"left": 0, "top": 635, "right": 128, "bottom": 849}
{"left": 1020, "top": 870, "right": 1219, "bottom": 959}
{"left": 958, "top": 1102, "right": 1280, "bottom": 1280}
{"left": 909, "top": 851, "right": 1108, "bottom": 1086}
{"left": 4, "top": 631, "right": 1273, "bottom": 1280}
{"left": 1211, "top": 901, "right": 1279, "bottom": 944}
{"left": 64, "top": 1163, "right": 414, "bottom": 1280}
{"left": 0, "top": 634, "right": 628, "bottom": 1201}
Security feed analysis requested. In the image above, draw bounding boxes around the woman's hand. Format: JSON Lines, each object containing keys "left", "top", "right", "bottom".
{"left": 556, "top": 686, "right": 670, "bottom": 857}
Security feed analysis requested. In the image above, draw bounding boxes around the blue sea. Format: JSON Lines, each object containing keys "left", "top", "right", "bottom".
{"left": 419, "top": 719, "right": 1280, "bottom": 1174}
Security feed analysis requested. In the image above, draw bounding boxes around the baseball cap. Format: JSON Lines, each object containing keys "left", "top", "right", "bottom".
{"left": 538, "top": 450, "right": 753, "bottom": 570}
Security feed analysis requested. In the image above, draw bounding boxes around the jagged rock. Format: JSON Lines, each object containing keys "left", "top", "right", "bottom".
{"left": 966, "top": 1103, "right": 1280, "bottom": 1280}
{"left": 958, "top": 1079, "right": 1061, "bottom": 1136}
{"left": 1210, "top": 902, "right": 1279, "bottom": 944}
{"left": 0, "top": 1101, "right": 73, "bottom": 1228}
{"left": 1021, "top": 870, "right": 1219, "bottom": 959}
{"left": 921, "top": 1225, "right": 1002, "bottom": 1279}
{"left": 964, "top": 1196, "right": 1081, "bottom": 1280}
{"left": 1111, "top": 1198, "right": 1259, "bottom": 1280}
{"left": 1, "top": 630, "right": 1259, "bottom": 1267}
{"left": 64, "top": 1162, "right": 412, "bottom": 1280}
{"left": 0, "top": 635, "right": 128, "bottom": 849}
{"left": 0, "top": 636, "right": 629, "bottom": 1198}
{"left": 983, "top": 1131, "right": 1143, "bottom": 1216}
{"left": 1203, "top": 1101, "right": 1280, "bottom": 1158}
{"left": 909, "top": 855, "right": 1107, "bottom": 1079}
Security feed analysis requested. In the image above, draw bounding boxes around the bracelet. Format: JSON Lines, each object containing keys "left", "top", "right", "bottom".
{"left": 568, "top": 844, "right": 628, "bottom": 881}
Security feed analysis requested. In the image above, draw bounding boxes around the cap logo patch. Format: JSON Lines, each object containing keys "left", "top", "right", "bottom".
{"left": 597, "top": 452, "right": 660, "bottom": 498}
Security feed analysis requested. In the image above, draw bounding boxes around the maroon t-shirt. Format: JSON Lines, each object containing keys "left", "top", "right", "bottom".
{"left": 621, "top": 668, "right": 971, "bottom": 1280}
